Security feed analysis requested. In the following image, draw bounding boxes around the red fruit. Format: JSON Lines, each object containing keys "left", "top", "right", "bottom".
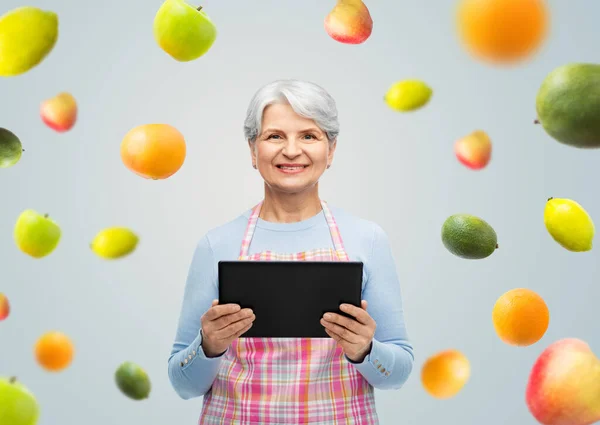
{"left": 0, "top": 293, "right": 10, "bottom": 321}
{"left": 40, "top": 92, "right": 77, "bottom": 132}
{"left": 454, "top": 130, "right": 492, "bottom": 170}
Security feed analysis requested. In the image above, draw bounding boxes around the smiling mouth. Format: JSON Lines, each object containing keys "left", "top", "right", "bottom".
{"left": 276, "top": 165, "right": 309, "bottom": 170}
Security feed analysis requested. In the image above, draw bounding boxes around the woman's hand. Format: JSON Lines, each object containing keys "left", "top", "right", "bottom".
{"left": 200, "top": 300, "right": 255, "bottom": 357}
{"left": 321, "top": 300, "right": 376, "bottom": 363}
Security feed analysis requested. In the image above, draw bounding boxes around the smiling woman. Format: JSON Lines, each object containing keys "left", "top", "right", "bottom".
{"left": 168, "top": 79, "right": 415, "bottom": 425}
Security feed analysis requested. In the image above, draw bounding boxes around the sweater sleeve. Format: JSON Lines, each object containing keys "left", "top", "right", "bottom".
{"left": 167, "top": 235, "right": 228, "bottom": 399}
{"left": 344, "top": 224, "right": 415, "bottom": 390}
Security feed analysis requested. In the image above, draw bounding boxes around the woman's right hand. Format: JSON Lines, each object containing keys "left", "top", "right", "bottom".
{"left": 200, "top": 300, "right": 255, "bottom": 357}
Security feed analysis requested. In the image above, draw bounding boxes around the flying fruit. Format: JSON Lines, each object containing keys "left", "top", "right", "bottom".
{"left": 324, "top": 0, "right": 373, "bottom": 44}
{"left": 544, "top": 197, "right": 594, "bottom": 252}
{"left": 384, "top": 80, "right": 432, "bottom": 112}
{"left": 454, "top": 130, "right": 492, "bottom": 170}
{"left": 34, "top": 331, "right": 74, "bottom": 372}
{"left": 442, "top": 213, "right": 498, "bottom": 259}
{"left": 153, "top": 0, "right": 217, "bottom": 62}
{"left": 0, "top": 127, "right": 24, "bottom": 168}
{"left": 40, "top": 92, "right": 77, "bottom": 132}
{"left": 0, "top": 6, "right": 58, "bottom": 77}
{"left": 14, "top": 210, "right": 61, "bottom": 258}
{"left": 526, "top": 338, "right": 600, "bottom": 425}
{"left": 535, "top": 63, "right": 600, "bottom": 148}
{"left": 120, "top": 124, "right": 187, "bottom": 180}
{"left": 115, "top": 361, "right": 152, "bottom": 400}
{"left": 421, "top": 349, "right": 470, "bottom": 399}
{"left": 0, "top": 376, "right": 40, "bottom": 425}
{"left": 91, "top": 227, "right": 139, "bottom": 260}
{"left": 0, "top": 293, "right": 10, "bottom": 321}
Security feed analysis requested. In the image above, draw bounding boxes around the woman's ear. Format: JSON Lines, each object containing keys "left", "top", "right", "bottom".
{"left": 248, "top": 139, "right": 257, "bottom": 169}
{"left": 327, "top": 138, "right": 337, "bottom": 166}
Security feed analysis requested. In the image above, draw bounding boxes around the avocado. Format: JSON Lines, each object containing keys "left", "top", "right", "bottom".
{"left": 535, "top": 63, "right": 600, "bottom": 148}
{"left": 442, "top": 214, "right": 498, "bottom": 259}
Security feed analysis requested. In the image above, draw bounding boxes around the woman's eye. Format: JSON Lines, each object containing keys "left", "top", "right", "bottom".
{"left": 267, "top": 134, "right": 281, "bottom": 139}
{"left": 303, "top": 134, "right": 315, "bottom": 139}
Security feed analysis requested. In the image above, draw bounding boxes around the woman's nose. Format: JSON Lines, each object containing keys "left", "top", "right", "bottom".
{"left": 282, "top": 139, "right": 302, "bottom": 157}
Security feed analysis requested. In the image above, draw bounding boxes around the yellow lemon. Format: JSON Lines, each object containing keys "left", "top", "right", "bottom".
{"left": 544, "top": 197, "right": 594, "bottom": 252}
{"left": 384, "top": 79, "right": 432, "bottom": 112}
{"left": 90, "top": 227, "right": 139, "bottom": 259}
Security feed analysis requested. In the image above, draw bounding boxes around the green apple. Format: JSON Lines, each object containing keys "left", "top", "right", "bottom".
{"left": 14, "top": 209, "right": 61, "bottom": 258}
{"left": 153, "top": 0, "right": 217, "bottom": 62}
{"left": 0, "top": 376, "right": 40, "bottom": 425}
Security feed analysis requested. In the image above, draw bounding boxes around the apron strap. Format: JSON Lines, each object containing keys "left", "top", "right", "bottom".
{"left": 238, "top": 200, "right": 349, "bottom": 259}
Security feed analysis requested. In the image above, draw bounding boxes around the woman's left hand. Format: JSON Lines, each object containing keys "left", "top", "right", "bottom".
{"left": 321, "top": 300, "right": 376, "bottom": 363}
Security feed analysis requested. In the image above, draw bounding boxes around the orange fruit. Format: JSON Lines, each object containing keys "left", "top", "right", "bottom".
{"left": 492, "top": 288, "right": 549, "bottom": 346}
{"left": 456, "top": 0, "right": 550, "bottom": 64}
{"left": 34, "top": 331, "right": 74, "bottom": 372}
{"left": 120, "top": 124, "right": 186, "bottom": 180}
{"left": 421, "top": 349, "right": 470, "bottom": 399}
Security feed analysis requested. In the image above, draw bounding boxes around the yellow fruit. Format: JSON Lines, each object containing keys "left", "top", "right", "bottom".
{"left": 544, "top": 197, "right": 594, "bottom": 252}
{"left": 492, "top": 288, "right": 549, "bottom": 346}
{"left": 91, "top": 227, "right": 139, "bottom": 259}
{"left": 384, "top": 79, "right": 432, "bottom": 112}
{"left": 0, "top": 6, "right": 59, "bottom": 77}
{"left": 421, "top": 349, "right": 470, "bottom": 399}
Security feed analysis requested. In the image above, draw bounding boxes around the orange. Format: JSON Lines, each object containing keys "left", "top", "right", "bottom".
{"left": 120, "top": 124, "right": 186, "bottom": 180}
{"left": 421, "top": 349, "right": 470, "bottom": 399}
{"left": 492, "top": 288, "right": 549, "bottom": 346}
{"left": 34, "top": 331, "right": 74, "bottom": 372}
{"left": 456, "top": 0, "right": 550, "bottom": 64}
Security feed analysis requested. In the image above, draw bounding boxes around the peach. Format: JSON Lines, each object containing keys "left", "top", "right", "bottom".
{"left": 526, "top": 338, "right": 600, "bottom": 425}
{"left": 0, "top": 293, "right": 9, "bottom": 321}
{"left": 454, "top": 130, "right": 492, "bottom": 170}
{"left": 324, "top": 0, "right": 373, "bottom": 45}
{"left": 40, "top": 92, "right": 77, "bottom": 132}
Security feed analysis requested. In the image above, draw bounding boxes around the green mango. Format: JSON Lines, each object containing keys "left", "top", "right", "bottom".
{"left": 535, "top": 63, "right": 600, "bottom": 148}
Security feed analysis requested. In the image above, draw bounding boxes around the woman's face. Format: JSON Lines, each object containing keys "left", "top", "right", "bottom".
{"left": 250, "top": 102, "right": 336, "bottom": 195}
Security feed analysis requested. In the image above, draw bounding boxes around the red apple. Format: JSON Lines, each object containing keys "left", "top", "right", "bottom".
{"left": 454, "top": 130, "right": 492, "bottom": 170}
{"left": 526, "top": 338, "right": 600, "bottom": 425}
{"left": 40, "top": 92, "right": 77, "bottom": 132}
{"left": 324, "top": 0, "right": 373, "bottom": 44}
{"left": 0, "top": 293, "right": 10, "bottom": 321}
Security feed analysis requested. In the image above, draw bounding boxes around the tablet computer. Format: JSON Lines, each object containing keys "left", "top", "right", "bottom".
{"left": 218, "top": 261, "right": 363, "bottom": 338}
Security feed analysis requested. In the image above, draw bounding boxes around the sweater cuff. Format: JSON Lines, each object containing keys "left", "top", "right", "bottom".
{"left": 345, "top": 339, "right": 392, "bottom": 379}
{"left": 178, "top": 330, "right": 228, "bottom": 370}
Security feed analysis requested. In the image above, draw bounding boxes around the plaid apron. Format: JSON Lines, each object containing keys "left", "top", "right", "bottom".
{"left": 198, "top": 200, "right": 379, "bottom": 425}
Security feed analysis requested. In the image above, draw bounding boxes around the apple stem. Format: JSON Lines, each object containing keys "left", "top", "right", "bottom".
{"left": 547, "top": 197, "right": 553, "bottom": 201}
{"left": 496, "top": 244, "right": 499, "bottom": 249}
{"left": 534, "top": 119, "right": 541, "bottom": 124}
{"left": 9, "top": 376, "right": 16, "bottom": 383}
{"left": 197, "top": 5, "right": 203, "bottom": 11}
{"left": 44, "top": 214, "right": 49, "bottom": 218}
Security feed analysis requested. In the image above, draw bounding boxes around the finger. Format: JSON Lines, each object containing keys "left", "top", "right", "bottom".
{"left": 217, "top": 314, "right": 255, "bottom": 340}
{"left": 322, "top": 313, "right": 362, "bottom": 335}
{"left": 233, "top": 321, "right": 254, "bottom": 338}
{"left": 212, "top": 299, "right": 219, "bottom": 307}
{"left": 214, "top": 308, "right": 253, "bottom": 330}
{"left": 204, "top": 303, "right": 241, "bottom": 321}
{"left": 340, "top": 303, "right": 372, "bottom": 326}
{"left": 361, "top": 300, "right": 368, "bottom": 310}
{"left": 321, "top": 318, "right": 362, "bottom": 343}
{"left": 324, "top": 328, "right": 343, "bottom": 343}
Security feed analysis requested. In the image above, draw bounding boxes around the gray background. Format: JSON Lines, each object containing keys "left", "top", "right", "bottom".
{"left": 1, "top": 0, "right": 599, "bottom": 424}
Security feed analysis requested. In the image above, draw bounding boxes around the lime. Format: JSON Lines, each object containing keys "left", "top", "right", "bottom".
{"left": 115, "top": 361, "right": 151, "bottom": 400}
{"left": 442, "top": 213, "right": 498, "bottom": 259}
{"left": 0, "top": 128, "right": 23, "bottom": 168}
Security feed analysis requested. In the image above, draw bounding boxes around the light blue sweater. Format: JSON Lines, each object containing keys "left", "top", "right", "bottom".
{"left": 168, "top": 204, "right": 414, "bottom": 400}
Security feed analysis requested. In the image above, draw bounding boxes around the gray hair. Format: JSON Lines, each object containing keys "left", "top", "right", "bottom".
{"left": 243, "top": 79, "right": 339, "bottom": 144}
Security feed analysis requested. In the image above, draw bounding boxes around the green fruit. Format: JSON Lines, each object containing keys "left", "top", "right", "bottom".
{"left": 384, "top": 79, "right": 433, "bottom": 112}
{"left": 0, "top": 376, "right": 40, "bottom": 425}
{"left": 14, "top": 209, "right": 61, "bottom": 258}
{"left": 115, "top": 362, "right": 151, "bottom": 400}
{"left": 0, "top": 128, "right": 23, "bottom": 168}
{"left": 0, "top": 7, "right": 59, "bottom": 77}
{"left": 441, "top": 214, "right": 498, "bottom": 259}
{"left": 153, "top": 0, "right": 217, "bottom": 62}
{"left": 90, "top": 227, "right": 139, "bottom": 259}
{"left": 535, "top": 63, "right": 600, "bottom": 148}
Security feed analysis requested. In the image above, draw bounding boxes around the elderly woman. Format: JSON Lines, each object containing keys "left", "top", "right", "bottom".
{"left": 168, "top": 79, "right": 414, "bottom": 425}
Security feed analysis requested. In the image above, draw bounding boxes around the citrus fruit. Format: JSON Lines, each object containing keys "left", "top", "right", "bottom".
{"left": 14, "top": 210, "right": 61, "bottom": 259}
{"left": 120, "top": 124, "right": 186, "bottom": 180}
{"left": 0, "top": 128, "right": 23, "bottom": 168}
{"left": 90, "top": 227, "right": 139, "bottom": 259}
{"left": 544, "top": 197, "right": 594, "bottom": 252}
{"left": 0, "top": 293, "right": 9, "bottom": 321}
{"left": 441, "top": 213, "right": 498, "bottom": 259}
{"left": 421, "top": 349, "right": 470, "bottom": 399}
{"left": 34, "top": 331, "right": 74, "bottom": 372}
{"left": 456, "top": 0, "right": 549, "bottom": 64}
{"left": 384, "top": 79, "right": 432, "bottom": 112}
{"left": 115, "top": 361, "right": 151, "bottom": 400}
{"left": 0, "top": 6, "right": 59, "bottom": 77}
{"left": 492, "top": 288, "right": 549, "bottom": 346}
{"left": 0, "top": 376, "right": 40, "bottom": 425}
